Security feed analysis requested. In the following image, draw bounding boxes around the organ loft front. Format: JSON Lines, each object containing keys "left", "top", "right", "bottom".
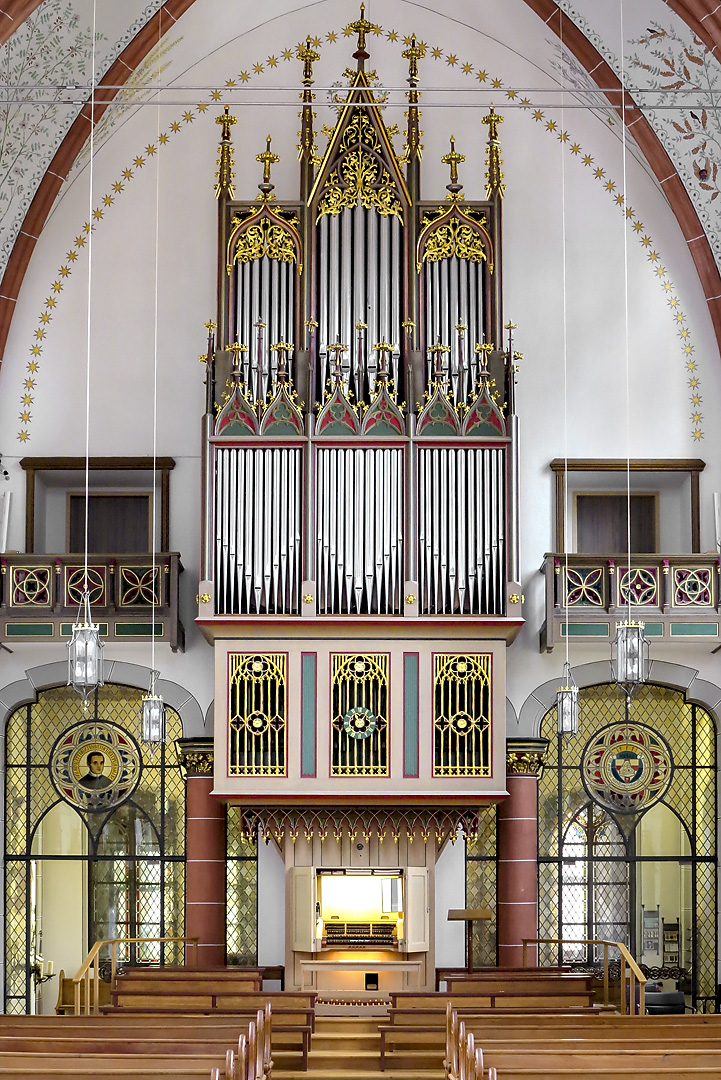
{"left": 196, "top": 11, "right": 534, "bottom": 992}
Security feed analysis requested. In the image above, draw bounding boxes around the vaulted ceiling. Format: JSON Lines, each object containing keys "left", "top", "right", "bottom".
{"left": 1, "top": 0, "right": 720, "bottom": 363}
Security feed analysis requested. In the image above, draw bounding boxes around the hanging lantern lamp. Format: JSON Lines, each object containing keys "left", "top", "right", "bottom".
{"left": 612, "top": 620, "right": 650, "bottom": 697}
{"left": 556, "top": 661, "right": 579, "bottom": 736}
{"left": 141, "top": 671, "right": 166, "bottom": 744}
{"left": 67, "top": 590, "right": 104, "bottom": 700}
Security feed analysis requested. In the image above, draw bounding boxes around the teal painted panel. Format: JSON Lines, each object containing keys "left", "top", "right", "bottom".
{"left": 670, "top": 622, "right": 719, "bottom": 637}
{"left": 5, "top": 622, "right": 54, "bottom": 638}
{"left": 114, "top": 622, "right": 165, "bottom": 637}
{"left": 404, "top": 653, "right": 419, "bottom": 778}
{"left": 643, "top": 623, "right": 664, "bottom": 636}
{"left": 301, "top": 653, "right": 316, "bottom": 777}
{"left": 561, "top": 623, "right": 610, "bottom": 637}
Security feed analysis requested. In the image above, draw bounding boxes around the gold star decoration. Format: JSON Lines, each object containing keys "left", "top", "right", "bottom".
{"left": 24, "top": 378, "right": 35, "bottom": 389}
{"left": 22, "top": 394, "right": 33, "bottom": 405}
{"left": 66, "top": 250, "right": 78, "bottom": 261}
{"left": 491, "top": 77, "right": 502, "bottom": 88}
{"left": 614, "top": 192, "right": 624, "bottom": 204}
{"left": 570, "top": 143, "right": 581, "bottom": 154}
{"left": 211, "top": 89, "right": 222, "bottom": 100}
{"left": 267, "top": 55, "right": 278, "bottom": 67}
{"left": 582, "top": 154, "right": 593, "bottom": 166}
{"left": 182, "top": 111, "right": 194, "bottom": 122}
{"left": 507, "top": 89, "right": 517, "bottom": 100}
{"left": 594, "top": 167, "right": 605, "bottom": 179}
{"left": 633, "top": 220, "right": 643, "bottom": 231}
{"left": 326, "top": 33, "right": 337, "bottom": 44}
{"left": 282, "top": 47, "right": 293, "bottom": 58}
{"left": 17, "top": 431, "right": 29, "bottom": 442}
{"left": 52, "top": 281, "right": 62, "bottom": 293}
{"left": 691, "top": 412, "right": 703, "bottom": 424}
{"left": 533, "top": 110, "right": 544, "bottom": 121}
{"left": 103, "top": 194, "right": 113, "bottom": 206}
{"left": 446, "top": 54, "right": 458, "bottom": 65}
{"left": 197, "top": 102, "right": 208, "bottom": 112}
{"left": 170, "top": 121, "right": 181, "bottom": 132}
{"left": 692, "top": 429, "right": 704, "bottom": 440}
{"left": 477, "top": 70, "right": 488, "bottom": 82}
{"left": 253, "top": 62, "right": 264, "bottom": 74}
{"left": 30, "top": 345, "right": 41, "bottom": 356}
{"left": 93, "top": 208, "right": 103, "bottom": 220}
{"left": 158, "top": 133, "right": 169, "bottom": 145}
{"left": 59, "top": 267, "right": 70, "bottom": 278}
{"left": 625, "top": 207, "right": 634, "bottom": 218}
{"left": 19, "top": 411, "right": 31, "bottom": 423}
{"left": 45, "top": 297, "right": 57, "bottom": 308}
{"left": 27, "top": 361, "right": 38, "bottom": 372}
{"left": 84, "top": 222, "right": 91, "bottom": 233}
{"left": 239, "top": 72, "right": 249, "bottom": 83}
{"left": 558, "top": 130, "right": 568, "bottom": 141}
{"left": 226, "top": 78, "right": 237, "bottom": 87}
{"left": 145, "top": 143, "right": 157, "bottom": 155}
{"left": 462, "top": 62, "right": 472, "bottom": 74}
{"left": 691, "top": 393, "right": 702, "bottom": 405}
{"left": 75, "top": 235, "right": 86, "bottom": 246}
{"left": 134, "top": 155, "right": 145, "bottom": 168}
{"left": 431, "top": 46, "right": 442, "bottom": 59}
{"left": 39, "top": 312, "right": 50, "bottom": 323}
{"left": 604, "top": 179, "right": 616, "bottom": 191}
{"left": 546, "top": 120, "right": 557, "bottom": 132}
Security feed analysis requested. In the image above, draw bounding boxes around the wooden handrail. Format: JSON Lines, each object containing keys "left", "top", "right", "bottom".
{"left": 72, "top": 936, "right": 199, "bottom": 1015}
{"left": 521, "top": 937, "right": 646, "bottom": 1015}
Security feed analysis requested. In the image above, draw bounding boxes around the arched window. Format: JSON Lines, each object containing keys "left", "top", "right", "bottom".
{"left": 4, "top": 684, "right": 185, "bottom": 1014}
{"left": 538, "top": 683, "right": 716, "bottom": 1011}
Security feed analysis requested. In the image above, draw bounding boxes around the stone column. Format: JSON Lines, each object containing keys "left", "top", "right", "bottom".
{"left": 497, "top": 738, "right": 548, "bottom": 968}
{"left": 178, "top": 739, "right": 225, "bottom": 968}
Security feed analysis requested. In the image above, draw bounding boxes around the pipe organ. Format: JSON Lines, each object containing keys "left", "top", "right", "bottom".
{"left": 201, "top": 13, "right": 523, "bottom": 965}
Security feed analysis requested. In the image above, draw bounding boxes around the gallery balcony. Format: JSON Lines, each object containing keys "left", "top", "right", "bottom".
{"left": 540, "top": 552, "right": 721, "bottom": 652}
{"left": 0, "top": 552, "right": 184, "bottom": 652}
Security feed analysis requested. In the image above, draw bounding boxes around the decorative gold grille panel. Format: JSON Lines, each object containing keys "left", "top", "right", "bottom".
{"left": 228, "top": 653, "right": 286, "bottom": 776}
{"left": 331, "top": 653, "right": 389, "bottom": 777}
{"left": 433, "top": 654, "right": 491, "bottom": 777}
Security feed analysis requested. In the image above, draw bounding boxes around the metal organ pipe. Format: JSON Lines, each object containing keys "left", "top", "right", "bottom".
{"left": 418, "top": 447, "right": 505, "bottom": 616}
{"left": 214, "top": 446, "right": 302, "bottom": 615}
{"left": 315, "top": 447, "right": 404, "bottom": 615}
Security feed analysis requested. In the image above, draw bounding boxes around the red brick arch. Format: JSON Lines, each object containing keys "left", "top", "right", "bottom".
{"left": 0, "top": 0, "right": 720, "bottom": 366}
{"left": 0, "top": 0, "right": 198, "bottom": 368}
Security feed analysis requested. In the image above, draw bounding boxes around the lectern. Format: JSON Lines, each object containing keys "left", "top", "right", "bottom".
{"left": 447, "top": 907, "right": 493, "bottom": 973}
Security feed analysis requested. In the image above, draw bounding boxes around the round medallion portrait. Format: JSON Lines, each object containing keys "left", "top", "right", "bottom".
{"left": 581, "top": 722, "right": 673, "bottom": 814}
{"left": 49, "top": 720, "right": 142, "bottom": 813}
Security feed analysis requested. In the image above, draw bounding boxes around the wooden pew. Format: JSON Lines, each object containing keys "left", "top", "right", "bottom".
{"left": 436, "top": 966, "right": 571, "bottom": 990}
{"left": 107, "top": 988, "right": 316, "bottom": 1030}
{"left": 54, "top": 969, "right": 111, "bottom": 1014}
{"left": 445, "top": 1005, "right": 721, "bottom": 1080}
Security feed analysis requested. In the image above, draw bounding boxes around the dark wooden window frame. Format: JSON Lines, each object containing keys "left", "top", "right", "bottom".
{"left": 550, "top": 459, "right": 706, "bottom": 555}
{"left": 20, "top": 457, "right": 175, "bottom": 554}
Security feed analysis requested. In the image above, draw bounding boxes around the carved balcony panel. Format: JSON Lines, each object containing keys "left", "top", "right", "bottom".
{"left": 0, "top": 553, "right": 184, "bottom": 652}
{"left": 540, "top": 553, "right": 721, "bottom": 652}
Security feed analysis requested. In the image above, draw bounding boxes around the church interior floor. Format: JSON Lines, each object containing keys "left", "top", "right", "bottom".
{"left": 274, "top": 1015, "right": 442, "bottom": 1080}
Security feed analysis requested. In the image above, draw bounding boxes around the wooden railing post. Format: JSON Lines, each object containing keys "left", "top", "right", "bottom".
{"left": 603, "top": 942, "right": 609, "bottom": 1010}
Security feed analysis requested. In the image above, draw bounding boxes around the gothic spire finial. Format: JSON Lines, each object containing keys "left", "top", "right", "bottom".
{"left": 214, "top": 105, "right": 237, "bottom": 199}
{"left": 441, "top": 135, "right": 465, "bottom": 199}
{"left": 297, "top": 36, "right": 320, "bottom": 96}
{"left": 256, "top": 135, "right": 280, "bottom": 200}
{"left": 482, "top": 106, "right": 505, "bottom": 199}
{"left": 402, "top": 34, "right": 425, "bottom": 87}
{"left": 347, "top": 3, "right": 380, "bottom": 67}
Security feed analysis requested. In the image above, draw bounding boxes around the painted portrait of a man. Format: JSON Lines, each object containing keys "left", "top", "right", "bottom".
{"left": 78, "top": 750, "right": 113, "bottom": 790}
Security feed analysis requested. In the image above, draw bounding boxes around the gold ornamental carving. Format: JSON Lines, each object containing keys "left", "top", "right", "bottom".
{"left": 177, "top": 739, "right": 214, "bottom": 775}
{"left": 420, "top": 217, "right": 488, "bottom": 269}
{"left": 505, "top": 738, "right": 549, "bottom": 777}
{"left": 182, "top": 751, "right": 214, "bottom": 775}
{"left": 231, "top": 217, "right": 300, "bottom": 269}
{"left": 316, "top": 107, "right": 404, "bottom": 223}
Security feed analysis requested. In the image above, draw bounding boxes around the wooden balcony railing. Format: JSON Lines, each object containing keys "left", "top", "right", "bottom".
{"left": 0, "top": 552, "right": 184, "bottom": 651}
{"left": 541, "top": 552, "right": 721, "bottom": 652}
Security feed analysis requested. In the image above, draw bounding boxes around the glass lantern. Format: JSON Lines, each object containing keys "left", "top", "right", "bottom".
{"left": 141, "top": 679, "right": 166, "bottom": 744}
{"left": 67, "top": 593, "right": 104, "bottom": 699}
{"left": 556, "top": 662, "right": 579, "bottom": 736}
{"left": 612, "top": 620, "right": 650, "bottom": 695}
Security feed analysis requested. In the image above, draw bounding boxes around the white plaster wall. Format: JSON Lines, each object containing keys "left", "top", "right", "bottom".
{"left": 257, "top": 837, "right": 286, "bottom": 980}
{"left": 434, "top": 837, "right": 466, "bottom": 971}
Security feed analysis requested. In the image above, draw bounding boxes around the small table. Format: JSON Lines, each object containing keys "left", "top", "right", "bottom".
{"left": 447, "top": 907, "right": 493, "bottom": 973}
